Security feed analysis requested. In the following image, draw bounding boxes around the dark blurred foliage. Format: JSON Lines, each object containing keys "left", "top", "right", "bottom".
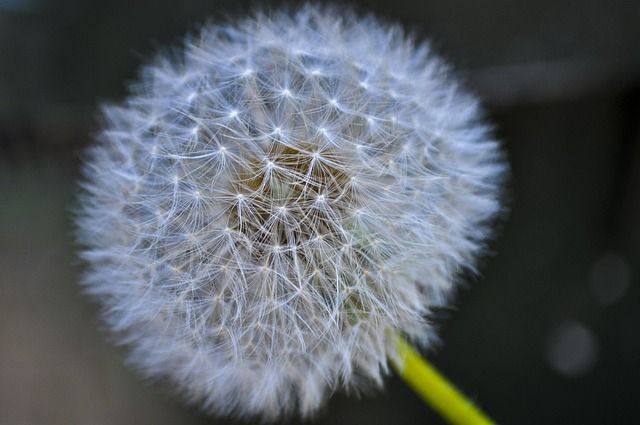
{"left": 1, "top": 0, "right": 639, "bottom": 424}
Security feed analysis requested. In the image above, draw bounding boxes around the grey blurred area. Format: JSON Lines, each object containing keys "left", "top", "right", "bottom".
{"left": 1, "top": 0, "right": 639, "bottom": 424}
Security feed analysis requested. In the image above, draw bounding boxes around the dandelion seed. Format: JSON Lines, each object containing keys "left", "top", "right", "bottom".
{"left": 75, "top": 3, "right": 506, "bottom": 421}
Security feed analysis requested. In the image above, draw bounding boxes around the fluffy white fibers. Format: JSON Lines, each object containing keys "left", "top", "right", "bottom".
{"left": 75, "top": 4, "right": 506, "bottom": 421}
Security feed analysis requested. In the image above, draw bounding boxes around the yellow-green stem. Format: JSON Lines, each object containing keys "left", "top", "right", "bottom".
{"left": 391, "top": 335, "right": 496, "bottom": 425}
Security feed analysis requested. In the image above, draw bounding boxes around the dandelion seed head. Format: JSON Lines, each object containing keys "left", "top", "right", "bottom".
{"left": 75, "top": 4, "right": 506, "bottom": 421}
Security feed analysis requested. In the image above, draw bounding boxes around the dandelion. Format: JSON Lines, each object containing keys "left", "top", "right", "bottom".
{"left": 75, "top": 4, "right": 506, "bottom": 422}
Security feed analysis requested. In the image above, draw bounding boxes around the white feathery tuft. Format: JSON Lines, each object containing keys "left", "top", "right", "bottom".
{"left": 75, "top": 4, "right": 506, "bottom": 421}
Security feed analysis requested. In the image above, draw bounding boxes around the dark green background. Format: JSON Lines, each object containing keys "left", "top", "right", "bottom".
{"left": 1, "top": 1, "right": 639, "bottom": 424}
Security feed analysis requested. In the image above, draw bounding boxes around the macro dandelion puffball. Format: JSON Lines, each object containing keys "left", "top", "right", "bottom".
{"left": 76, "top": 4, "right": 506, "bottom": 420}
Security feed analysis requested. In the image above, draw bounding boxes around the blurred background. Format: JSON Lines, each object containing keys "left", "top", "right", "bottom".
{"left": 1, "top": 0, "right": 639, "bottom": 424}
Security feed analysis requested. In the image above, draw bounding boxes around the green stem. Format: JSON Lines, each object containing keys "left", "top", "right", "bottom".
{"left": 390, "top": 335, "right": 496, "bottom": 425}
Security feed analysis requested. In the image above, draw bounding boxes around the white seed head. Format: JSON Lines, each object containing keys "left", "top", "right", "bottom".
{"left": 75, "top": 4, "right": 506, "bottom": 421}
